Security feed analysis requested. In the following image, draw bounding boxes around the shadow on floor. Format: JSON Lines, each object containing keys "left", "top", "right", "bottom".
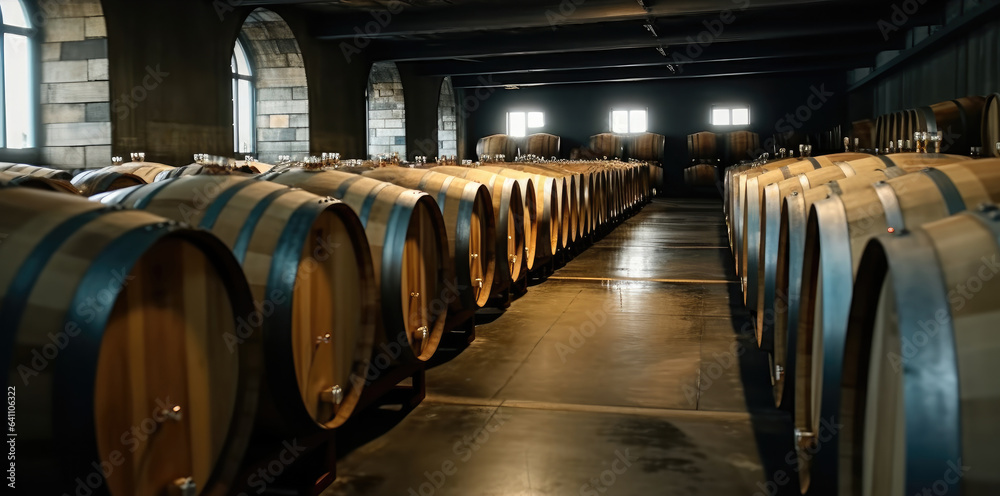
{"left": 725, "top": 262, "right": 801, "bottom": 496}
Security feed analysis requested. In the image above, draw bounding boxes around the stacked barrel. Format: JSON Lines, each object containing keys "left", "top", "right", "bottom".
{"left": 686, "top": 131, "right": 720, "bottom": 187}
{"left": 0, "top": 155, "right": 652, "bottom": 495}
{"left": 724, "top": 145, "right": 1000, "bottom": 496}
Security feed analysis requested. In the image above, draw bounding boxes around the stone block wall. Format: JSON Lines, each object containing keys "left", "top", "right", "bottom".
{"left": 438, "top": 77, "right": 458, "bottom": 158}
{"left": 242, "top": 9, "right": 309, "bottom": 164}
{"left": 368, "top": 62, "right": 406, "bottom": 158}
{"left": 39, "top": 0, "right": 111, "bottom": 169}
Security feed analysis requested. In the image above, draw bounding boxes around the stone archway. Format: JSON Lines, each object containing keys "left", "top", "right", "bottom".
{"left": 367, "top": 61, "right": 405, "bottom": 159}
{"left": 437, "top": 77, "right": 458, "bottom": 159}
{"left": 238, "top": 8, "right": 309, "bottom": 164}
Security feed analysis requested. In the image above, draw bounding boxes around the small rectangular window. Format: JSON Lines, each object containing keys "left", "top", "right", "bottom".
{"left": 507, "top": 111, "right": 544, "bottom": 137}
{"left": 611, "top": 109, "right": 647, "bottom": 133}
{"left": 527, "top": 111, "right": 544, "bottom": 128}
{"left": 712, "top": 106, "right": 750, "bottom": 126}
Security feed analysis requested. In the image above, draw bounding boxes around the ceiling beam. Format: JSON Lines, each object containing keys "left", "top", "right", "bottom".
{"left": 449, "top": 54, "right": 870, "bottom": 87}
{"left": 411, "top": 38, "right": 895, "bottom": 77}
{"left": 366, "top": 14, "right": 891, "bottom": 62}
{"left": 310, "top": 0, "right": 849, "bottom": 40}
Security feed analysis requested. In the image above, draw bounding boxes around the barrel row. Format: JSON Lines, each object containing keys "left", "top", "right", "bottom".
{"left": 0, "top": 157, "right": 653, "bottom": 495}
{"left": 723, "top": 152, "right": 1000, "bottom": 496}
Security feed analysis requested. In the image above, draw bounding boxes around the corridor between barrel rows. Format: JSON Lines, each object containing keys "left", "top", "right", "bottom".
{"left": 326, "top": 197, "right": 793, "bottom": 496}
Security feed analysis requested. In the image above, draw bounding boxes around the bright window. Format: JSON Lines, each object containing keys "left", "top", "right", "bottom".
{"left": 611, "top": 109, "right": 647, "bottom": 133}
{"left": 1, "top": 0, "right": 34, "bottom": 149}
{"left": 712, "top": 106, "right": 750, "bottom": 126}
{"left": 507, "top": 111, "right": 544, "bottom": 137}
{"left": 232, "top": 38, "right": 255, "bottom": 154}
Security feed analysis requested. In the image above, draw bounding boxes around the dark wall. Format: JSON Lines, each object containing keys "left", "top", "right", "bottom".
{"left": 848, "top": 16, "right": 1000, "bottom": 120}
{"left": 462, "top": 72, "right": 849, "bottom": 173}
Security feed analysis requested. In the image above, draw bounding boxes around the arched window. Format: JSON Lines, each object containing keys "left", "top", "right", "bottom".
{"left": 1, "top": 0, "right": 33, "bottom": 149}
{"left": 232, "top": 38, "right": 254, "bottom": 155}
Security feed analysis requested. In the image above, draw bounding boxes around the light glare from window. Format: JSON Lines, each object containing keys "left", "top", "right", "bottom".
{"left": 527, "top": 111, "right": 544, "bottom": 128}
{"left": 712, "top": 108, "right": 730, "bottom": 126}
{"left": 611, "top": 109, "right": 647, "bottom": 133}
{"left": 507, "top": 111, "right": 544, "bottom": 137}
{"left": 732, "top": 108, "right": 750, "bottom": 125}
{"left": 629, "top": 110, "right": 647, "bottom": 133}
{"left": 0, "top": 0, "right": 29, "bottom": 28}
{"left": 508, "top": 112, "right": 526, "bottom": 137}
{"left": 4, "top": 33, "right": 31, "bottom": 148}
{"left": 233, "top": 39, "right": 255, "bottom": 154}
{"left": 713, "top": 106, "right": 750, "bottom": 126}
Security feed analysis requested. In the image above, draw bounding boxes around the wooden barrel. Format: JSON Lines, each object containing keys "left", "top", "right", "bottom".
{"left": 629, "top": 132, "right": 665, "bottom": 163}
{"left": 103, "top": 162, "right": 175, "bottom": 183}
{"left": 770, "top": 154, "right": 972, "bottom": 408}
{"left": 873, "top": 115, "right": 887, "bottom": 150}
{"left": 71, "top": 170, "right": 145, "bottom": 196}
{"left": 981, "top": 93, "right": 1000, "bottom": 157}
{"left": 688, "top": 132, "right": 718, "bottom": 161}
{"left": 684, "top": 163, "right": 717, "bottom": 187}
{"left": 728, "top": 157, "right": 801, "bottom": 258}
{"left": 725, "top": 131, "right": 760, "bottom": 164}
{"left": 156, "top": 163, "right": 258, "bottom": 181}
{"left": 0, "top": 188, "right": 260, "bottom": 495}
{"left": 260, "top": 168, "right": 450, "bottom": 361}
{"left": 502, "top": 163, "right": 581, "bottom": 243}
{"left": 363, "top": 167, "right": 497, "bottom": 310}
{"left": 841, "top": 206, "right": 1000, "bottom": 496}
{"left": 476, "top": 134, "right": 517, "bottom": 161}
{"left": 753, "top": 154, "right": 962, "bottom": 350}
{"left": 483, "top": 165, "right": 569, "bottom": 251}
{"left": 0, "top": 171, "right": 79, "bottom": 194}
{"left": 791, "top": 158, "right": 1000, "bottom": 493}
{"left": 482, "top": 166, "right": 560, "bottom": 262}
{"left": 556, "top": 162, "right": 624, "bottom": 233}
{"left": 923, "top": 96, "right": 986, "bottom": 155}
{"left": 96, "top": 174, "right": 379, "bottom": 428}
{"left": 589, "top": 133, "right": 623, "bottom": 159}
{"left": 851, "top": 119, "right": 875, "bottom": 150}
{"left": 432, "top": 166, "right": 530, "bottom": 286}
{"left": 525, "top": 133, "right": 561, "bottom": 159}
{"left": 0, "top": 163, "right": 71, "bottom": 180}
{"left": 740, "top": 153, "right": 871, "bottom": 308}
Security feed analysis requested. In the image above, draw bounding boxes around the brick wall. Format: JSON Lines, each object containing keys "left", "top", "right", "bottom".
{"left": 438, "top": 77, "right": 458, "bottom": 158}
{"left": 40, "top": 0, "right": 111, "bottom": 169}
{"left": 242, "top": 9, "right": 309, "bottom": 164}
{"left": 368, "top": 62, "right": 405, "bottom": 158}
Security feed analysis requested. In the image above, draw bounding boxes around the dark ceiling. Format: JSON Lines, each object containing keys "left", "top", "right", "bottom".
{"left": 238, "top": 0, "right": 954, "bottom": 87}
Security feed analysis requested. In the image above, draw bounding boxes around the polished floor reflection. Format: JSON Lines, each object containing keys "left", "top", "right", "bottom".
{"left": 324, "top": 198, "right": 793, "bottom": 496}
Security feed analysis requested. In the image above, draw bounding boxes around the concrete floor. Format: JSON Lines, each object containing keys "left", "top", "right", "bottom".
{"left": 324, "top": 198, "right": 796, "bottom": 496}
